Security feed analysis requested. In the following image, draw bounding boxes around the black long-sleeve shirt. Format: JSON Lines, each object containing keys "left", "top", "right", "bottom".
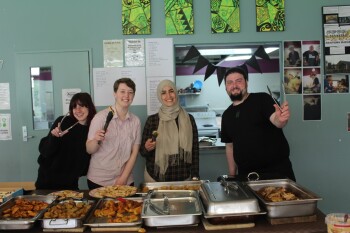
{"left": 140, "top": 113, "right": 199, "bottom": 181}
{"left": 35, "top": 116, "right": 90, "bottom": 190}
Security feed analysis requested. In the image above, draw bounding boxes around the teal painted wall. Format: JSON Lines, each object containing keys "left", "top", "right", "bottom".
{"left": 1, "top": 0, "right": 350, "bottom": 214}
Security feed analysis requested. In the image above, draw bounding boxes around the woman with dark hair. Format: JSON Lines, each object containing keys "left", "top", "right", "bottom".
{"left": 35, "top": 92, "right": 97, "bottom": 190}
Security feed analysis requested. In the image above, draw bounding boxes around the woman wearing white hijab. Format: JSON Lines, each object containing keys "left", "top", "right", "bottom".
{"left": 140, "top": 80, "right": 199, "bottom": 182}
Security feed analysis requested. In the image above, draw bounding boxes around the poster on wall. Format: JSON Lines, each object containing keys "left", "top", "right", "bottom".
{"left": 145, "top": 38, "right": 174, "bottom": 77}
{"left": 165, "top": 0, "right": 194, "bottom": 35}
{"left": 322, "top": 5, "right": 350, "bottom": 96}
{"left": 103, "top": 40, "right": 124, "bottom": 68}
{"left": 210, "top": 0, "right": 240, "bottom": 33}
{"left": 93, "top": 67, "right": 146, "bottom": 106}
{"left": 62, "top": 89, "right": 81, "bottom": 114}
{"left": 122, "top": 0, "right": 151, "bottom": 35}
{"left": 256, "top": 0, "right": 285, "bottom": 32}
{"left": 0, "top": 83, "right": 10, "bottom": 110}
{"left": 0, "top": 113, "right": 11, "bottom": 140}
{"left": 303, "top": 95, "right": 321, "bottom": 121}
{"left": 283, "top": 40, "right": 321, "bottom": 96}
{"left": 125, "top": 39, "right": 145, "bottom": 67}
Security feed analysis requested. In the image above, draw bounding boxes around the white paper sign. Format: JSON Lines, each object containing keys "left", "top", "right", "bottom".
{"left": 125, "top": 39, "right": 145, "bottom": 67}
{"left": 103, "top": 39, "right": 124, "bottom": 67}
{"left": 145, "top": 38, "right": 174, "bottom": 77}
{"left": 93, "top": 67, "right": 146, "bottom": 106}
{"left": 0, "top": 83, "right": 10, "bottom": 110}
{"left": 62, "top": 89, "right": 81, "bottom": 114}
{"left": 146, "top": 76, "right": 174, "bottom": 115}
{"left": 0, "top": 113, "right": 12, "bottom": 140}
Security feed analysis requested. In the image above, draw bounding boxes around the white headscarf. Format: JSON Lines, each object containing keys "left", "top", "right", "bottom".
{"left": 154, "top": 80, "right": 193, "bottom": 181}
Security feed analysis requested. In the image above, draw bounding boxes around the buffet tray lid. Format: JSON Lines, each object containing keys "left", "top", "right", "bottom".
{"left": 200, "top": 181, "right": 261, "bottom": 216}
{"left": 245, "top": 179, "right": 322, "bottom": 206}
{"left": 138, "top": 180, "right": 203, "bottom": 194}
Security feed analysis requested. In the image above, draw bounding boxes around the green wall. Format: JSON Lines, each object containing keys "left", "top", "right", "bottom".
{"left": 1, "top": 0, "right": 350, "bottom": 214}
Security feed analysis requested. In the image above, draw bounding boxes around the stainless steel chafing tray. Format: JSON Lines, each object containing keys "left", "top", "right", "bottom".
{"left": 141, "top": 190, "right": 202, "bottom": 227}
{"left": 246, "top": 179, "right": 322, "bottom": 218}
{"left": 138, "top": 181, "right": 203, "bottom": 194}
{"left": 84, "top": 197, "right": 143, "bottom": 228}
{"left": 41, "top": 199, "right": 95, "bottom": 229}
{"left": 0, "top": 195, "right": 56, "bottom": 230}
{"left": 200, "top": 181, "right": 263, "bottom": 217}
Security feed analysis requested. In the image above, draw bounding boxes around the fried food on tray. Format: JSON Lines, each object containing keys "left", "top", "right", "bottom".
{"left": 94, "top": 199, "right": 142, "bottom": 223}
{"left": 1, "top": 199, "right": 48, "bottom": 218}
{"left": 43, "top": 199, "right": 91, "bottom": 219}
{"left": 48, "top": 190, "right": 84, "bottom": 200}
{"left": 257, "top": 186, "right": 299, "bottom": 202}
{"left": 90, "top": 185, "right": 137, "bottom": 198}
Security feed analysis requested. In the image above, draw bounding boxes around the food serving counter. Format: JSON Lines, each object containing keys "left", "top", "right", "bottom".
{"left": 4, "top": 189, "right": 327, "bottom": 233}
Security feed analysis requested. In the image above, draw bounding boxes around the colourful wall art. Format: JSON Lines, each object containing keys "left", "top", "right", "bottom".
{"left": 122, "top": 0, "right": 151, "bottom": 35}
{"left": 165, "top": 0, "right": 194, "bottom": 35}
{"left": 256, "top": 0, "right": 285, "bottom": 32}
{"left": 211, "top": 0, "right": 240, "bottom": 33}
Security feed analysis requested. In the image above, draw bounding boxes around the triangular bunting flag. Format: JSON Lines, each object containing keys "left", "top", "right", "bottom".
{"left": 204, "top": 63, "right": 217, "bottom": 81}
{"left": 182, "top": 46, "right": 201, "bottom": 63}
{"left": 254, "top": 45, "right": 270, "bottom": 60}
{"left": 245, "top": 56, "right": 262, "bottom": 73}
{"left": 193, "top": 55, "right": 210, "bottom": 74}
{"left": 216, "top": 66, "right": 226, "bottom": 86}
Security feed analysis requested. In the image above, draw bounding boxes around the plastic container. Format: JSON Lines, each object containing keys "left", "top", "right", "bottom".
{"left": 325, "top": 213, "right": 350, "bottom": 233}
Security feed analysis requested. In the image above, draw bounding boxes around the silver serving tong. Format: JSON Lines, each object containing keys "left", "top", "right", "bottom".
{"left": 146, "top": 190, "right": 169, "bottom": 215}
{"left": 267, "top": 85, "right": 283, "bottom": 112}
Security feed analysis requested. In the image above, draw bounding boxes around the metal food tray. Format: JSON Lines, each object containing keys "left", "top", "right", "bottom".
{"left": 141, "top": 190, "right": 202, "bottom": 227}
{"left": 245, "top": 179, "right": 322, "bottom": 218}
{"left": 138, "top": 180, "right": 203, "bottom": 195}
{"left": 41, "top": 199, "right": 95, "bottom": 229}
{"left": 0, "top": 195, "right": 56, "bottom": 230}
{"left": 84, "top": 197, "right": 143, "bottom": 227}
{"left": 200, "top": 181, "right": 264, "bottom": 217}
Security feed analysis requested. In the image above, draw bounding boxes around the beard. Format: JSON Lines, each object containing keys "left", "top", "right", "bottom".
{"left": 229, "top": 92, "right": 243, "bottom": 101}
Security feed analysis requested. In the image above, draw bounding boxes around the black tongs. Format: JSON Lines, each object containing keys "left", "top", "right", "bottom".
{"left": 267, "top": 85, "right": 283, "bottom": 112}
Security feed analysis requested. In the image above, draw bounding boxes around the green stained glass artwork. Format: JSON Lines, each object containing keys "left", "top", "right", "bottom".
{"left": 211, "top": 0, "right": 240, "bottom": 33}
{"left": 122, "top": 0, "right": 151, "bottom": 35}
{"left": 165, "top": 0, "right": 194, "bottom": 35}
{"left": 256, "top": 0, "right": 285, "bottom": 32}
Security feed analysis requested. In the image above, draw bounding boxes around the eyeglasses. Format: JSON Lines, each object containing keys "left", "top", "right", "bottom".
{"left": 58, "top": 112, "right": 79, "bottom": 135}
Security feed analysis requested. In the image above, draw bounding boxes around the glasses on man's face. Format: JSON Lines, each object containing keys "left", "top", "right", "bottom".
{"left": 58, "top": 112, "right": 79, "bottom": 135}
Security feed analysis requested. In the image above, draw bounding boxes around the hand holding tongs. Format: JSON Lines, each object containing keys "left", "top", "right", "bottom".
{"left": 267, "top": 85, "right": 283, "bottom": 112}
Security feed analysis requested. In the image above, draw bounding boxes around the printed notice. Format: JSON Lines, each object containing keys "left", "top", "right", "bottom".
{"left": 0, "top": 83, "right": 10, "bottom": 110}
{"left": 125, "top": 39, "right": 145, "bottom": 67}
{"left": 62, "top": 89, "right": 81, "bottom": 114}
{"left": 103, "top": 39, "right": 124, "bottom": 67}
{"left": 0, "top": 113, "right": 12, "bottom": 140}
{"left": 145, "top": 38, "right": 174, "bottom": 77}
{"left": 93, "top": 67, "right": 146, "bottom": 106}
{"left": 146, "top": 76, "right": 174, "bottom": 115}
